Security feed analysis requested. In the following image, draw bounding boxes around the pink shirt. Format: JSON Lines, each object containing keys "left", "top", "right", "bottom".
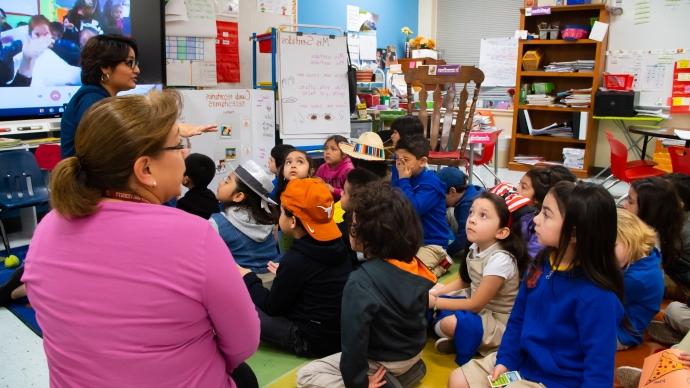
{"left": 314, "top": 156, "right": 354, "bottom": 200}
{"left": 23, "top": 201, "right": 259, "bottom": 388}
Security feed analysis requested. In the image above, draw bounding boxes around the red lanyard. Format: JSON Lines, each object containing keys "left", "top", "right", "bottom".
{"left": 103, "top": 190, "right": 147, "bottom": 203}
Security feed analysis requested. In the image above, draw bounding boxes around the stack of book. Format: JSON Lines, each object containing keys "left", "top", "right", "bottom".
{"left": 525, "top": 94, "right": 555, "bottom": 105}
{"left": 558, "top": 88, "right": 592, "bottom": 108}
{"left": 544, "top": 60, "right": 595, "bottom": 72}
{"left": 0, "top": 137, "right": 22, "bottom": 149}
{"left": 530, "top": 122, "right": 573, "bottom": 137}
{"left": 563, "top": 148, "right": 585, "bottom": 169}
{"left": 513, "top": 155, "right": 545, "bottom": 165}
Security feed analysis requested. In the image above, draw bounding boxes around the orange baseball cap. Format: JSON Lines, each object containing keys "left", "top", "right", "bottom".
{"left": 281, "top": 178, "right": 342, "bottom": 242}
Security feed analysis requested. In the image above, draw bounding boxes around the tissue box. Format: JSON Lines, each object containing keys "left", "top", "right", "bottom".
{"left": 411, "top": 49, "right": 438, "bottom": 59}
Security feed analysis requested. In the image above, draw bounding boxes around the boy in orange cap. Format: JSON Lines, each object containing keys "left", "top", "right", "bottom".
{"left": 238, "top": 178, "right": 352, "bottom": 357}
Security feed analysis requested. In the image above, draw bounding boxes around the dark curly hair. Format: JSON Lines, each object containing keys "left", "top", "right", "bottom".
{"left": 525, "top": 165, "right": 577, "bottom": 207}
{"left": 349, "top": 182, "right": 422, "bottom": 262}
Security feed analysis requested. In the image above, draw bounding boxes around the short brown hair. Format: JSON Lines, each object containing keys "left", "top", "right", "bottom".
{"left": 50, "top": 89, "right": 181, "bottom": 218}
{"left": 29, "top": 15, "right": 50, "bottom": 34}
{"left": 80, "top": 34, "right": 138, "bottom": 85}
{"left": 349, "top": 182, "right": 422, "bottom": 262}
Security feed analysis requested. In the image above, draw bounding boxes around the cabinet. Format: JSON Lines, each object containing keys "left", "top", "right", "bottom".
{"left": 508, "top": 4, "right": 608, "bottom": 178}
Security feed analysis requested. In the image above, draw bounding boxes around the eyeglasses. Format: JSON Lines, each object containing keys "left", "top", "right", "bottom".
{"left": 124, "top": 59, "right": 139, "bottom": 70}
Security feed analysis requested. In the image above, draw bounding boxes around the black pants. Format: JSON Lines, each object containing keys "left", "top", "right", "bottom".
{"left": 230, "top": 362, "right": 258, "bottom": 388}
{"left": 257, "top": 308, "right": 310, "bottom": 356}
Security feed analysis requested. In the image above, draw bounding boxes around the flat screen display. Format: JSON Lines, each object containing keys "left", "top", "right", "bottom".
{"left": 0, "top": 0, "right": 164, "bottom": 120}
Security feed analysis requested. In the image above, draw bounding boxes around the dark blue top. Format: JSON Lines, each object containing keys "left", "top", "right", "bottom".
{"left": 210, "top": 212, "right": 279, "bottom": 273}
{"left": 496, "top": 261, "right": 624, "bottom": 388}
{"left": 447, "top": 184, "right": 484, "bottom": 255}
{"left": 393, "top": 168, "right": 449, "bottom": 248}
{"left": 60, "top": 84, "right": 110, "bottom": 158}
{"left": 618, "top": 248, "right": 665, "bottom": 346}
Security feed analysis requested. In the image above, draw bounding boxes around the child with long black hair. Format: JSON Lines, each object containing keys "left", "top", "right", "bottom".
{"left": 449, "top": 181, "right": 625, "bottom": 388}
{"left": 624, "top": 177, "right": 687, "bottom": 300}
{"left": 429, "top": 192, "right": 528, "bottom": 365}
{"left": 211, "top": 160, "right": 279, "bottom": 280}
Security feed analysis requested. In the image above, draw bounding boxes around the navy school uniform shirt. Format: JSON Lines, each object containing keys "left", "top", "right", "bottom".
{"left": 60, "top": 84, "right": 110, "bottom": 158}
{"left": 392, "top": 168, "right": 449, "bottom": 248}
{"left": 447, "top": 184, "right": 484, "bottom": 256}
{"left": 176, "top": 187, "right": 220, "bottom": 220}
{"left": 496, "top": 259, "right": 624, "bottom": 388}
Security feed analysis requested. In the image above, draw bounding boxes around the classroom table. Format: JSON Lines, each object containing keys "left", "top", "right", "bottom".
{"left": 628, "top": 126, "right": 690, "bottom": 160}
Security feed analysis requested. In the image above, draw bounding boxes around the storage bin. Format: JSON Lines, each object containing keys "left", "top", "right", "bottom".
{"left": 532, "top": 82, "right": 555, "bottom": 94}
{"left": 603, "top": 73, "right": 634, "bottom": 91}
{"left": 561, "top": 24, "right": 590, "bottom": 41}
{"left": 256, "top": 33, "right": 272, "bottom": 53}
{"left": 522, "top": 49, "right": 544, "bottom": 71}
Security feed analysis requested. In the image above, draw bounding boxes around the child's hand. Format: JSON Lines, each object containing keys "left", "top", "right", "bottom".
{"left": 678, "top": 352, "right": 690, "bottom": 367}
{"left": 236, "top": 264, "right": 251, "bottom": 276}
{"left": 396, "top": 159, "right": 412, "bottom": 179}
{"left": 491, "top": 364, "right": 509, "bottom": 382}
{"left": 368, "top": 366, "right": 386, "bottom": 388}
{"left": 428, "top": 294, "right": 438, "bottom": 309}
{"left": 267, "top": 261, "right": 280, "bottom": 275}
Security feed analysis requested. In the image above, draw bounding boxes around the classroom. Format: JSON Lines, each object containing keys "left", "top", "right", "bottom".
{"left": 0, "top": 0, "right": 689, "bottom": 387}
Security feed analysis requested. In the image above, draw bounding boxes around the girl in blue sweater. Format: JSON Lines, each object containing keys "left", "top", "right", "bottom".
{"left": 210, "top": 160, "right": 280, "bottom": 280}
{"left": 449, "top": 181, "right": 625, "bottom": 388}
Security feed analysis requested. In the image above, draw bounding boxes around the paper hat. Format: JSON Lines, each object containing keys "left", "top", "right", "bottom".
{"left": 340, "top": 132, "right": 386, "bottom": 161}
{"left": 280, "top": 178, "right": 342, "bottom": 241}
{"left": 233, "top": 160, "right": 277, "bottom": 206}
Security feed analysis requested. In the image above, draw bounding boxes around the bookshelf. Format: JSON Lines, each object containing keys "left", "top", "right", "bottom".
{"left": 508, "top": 4, "right": 608, "bottom": 178}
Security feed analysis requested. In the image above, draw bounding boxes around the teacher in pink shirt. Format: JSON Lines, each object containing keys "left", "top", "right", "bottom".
{"left": 22, "top": 89, "right": 260, "bottom": 388}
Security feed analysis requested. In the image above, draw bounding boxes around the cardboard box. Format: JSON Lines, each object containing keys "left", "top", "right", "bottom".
{"left": 411, "top": 49, "right": 438, "bottom": 59}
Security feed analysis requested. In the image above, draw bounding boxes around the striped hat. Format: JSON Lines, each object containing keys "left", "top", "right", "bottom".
{"left": 489, "top": 182, "right": 532, "bottom": 213}
{"left": 339, "top": 132, "right": 386, "bottom": 161}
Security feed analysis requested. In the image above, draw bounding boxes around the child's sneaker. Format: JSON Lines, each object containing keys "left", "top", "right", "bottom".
{"left": 434, "top": 337, "right": 456, "bottom": 354}
{"left": 647, "top": 320, "right": 684, "bottom": 346}
{"left": 616, "top": 366, "right": 641, "bottom": 388}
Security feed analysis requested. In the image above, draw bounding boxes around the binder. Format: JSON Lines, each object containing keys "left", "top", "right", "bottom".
{"left": 572, "top": 111, "right": 588, "bottom": 140}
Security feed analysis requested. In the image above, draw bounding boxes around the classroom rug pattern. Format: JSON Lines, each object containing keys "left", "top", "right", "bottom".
{"left": 0, "top": 245, "right": 42, "bottom": 336}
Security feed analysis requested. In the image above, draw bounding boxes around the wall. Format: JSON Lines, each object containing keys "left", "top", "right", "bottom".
{"left": 297, "top": 0, "right": 418, "bottom": 58}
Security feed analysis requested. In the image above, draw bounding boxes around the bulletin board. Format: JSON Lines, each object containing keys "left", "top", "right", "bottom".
{"left": 605, "top": 0, "right": 690, "bottom": 108}
{"left": 277, "top": 31, "right": 350, "bottom": 139}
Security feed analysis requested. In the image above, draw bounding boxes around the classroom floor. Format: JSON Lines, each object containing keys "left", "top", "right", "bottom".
{"left": 0, "top": 166, "right": 630, "bottom": 387}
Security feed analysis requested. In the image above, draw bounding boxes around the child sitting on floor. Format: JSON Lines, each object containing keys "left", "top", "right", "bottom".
{"left": 176, "top": 153, "right": 219, "bottom": 219}
{"left": 297, "top": 182, "right": 434, "bottom": 388}
{"left": 615, "top": 208, "right": 664, "bottom": 350}
{"left": 210, "top": 160, "right": 280, "bottom": 282}
{"left": 336, "top": 168, "right": 380, "bottom": 267}
{"left": 448, "top": 181, "right": 625, "bottom": 388}
{"left": 430, "top": 192, "right": 528, "bottom": 365}
{"left": 239, "top": 178, "right": 351, "bottom": 357}
{"left": 315, "top": 135, "right": 353, "bottom": 201}
{"left": 438, "top": 166, "right": 485, "bottom": 259}
{"left": 392, "top": 134, "right": 452, "bottom": 277}
{"left": 268, "top": 144, "right": 295, "bottom": 201}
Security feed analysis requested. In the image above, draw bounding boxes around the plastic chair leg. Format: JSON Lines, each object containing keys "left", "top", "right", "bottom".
{"left": 472, "top": 170, "right": 488, "bottom": 189}
{"left": 604, "top": 179, "right": 621, "bottom": 190}
{"left": 481, "top": 164, "right": 501, "bottom": 185}
{"left": 0, "top": 218, "right": 11, "bottom": 256}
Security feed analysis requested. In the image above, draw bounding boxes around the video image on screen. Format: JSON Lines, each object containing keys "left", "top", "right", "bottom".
{"left": 0, "top": 0, "right": 164, "bottom": 120}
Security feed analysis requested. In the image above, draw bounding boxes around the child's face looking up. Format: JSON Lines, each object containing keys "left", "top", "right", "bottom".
{"left": 283, "top": 151, "right": 310, "bottom": 180}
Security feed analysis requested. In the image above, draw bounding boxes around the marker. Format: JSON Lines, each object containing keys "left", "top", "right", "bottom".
{"left": 17, "top": 125, "right": 43, "bottom": 131}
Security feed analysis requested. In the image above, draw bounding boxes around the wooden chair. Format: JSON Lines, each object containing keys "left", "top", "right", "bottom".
{"left": 403, "top": 65, "right": 485, "bottom": 166}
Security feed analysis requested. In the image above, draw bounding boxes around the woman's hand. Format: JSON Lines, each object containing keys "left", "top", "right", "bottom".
{"left": 236, "top": 264, "right": 251, "bottom": 276}
{"left": 368, "top": 366, "right": 386, "bottom": 388}
{"left": 179, "top": 123, "right": 217, "bottom": 138}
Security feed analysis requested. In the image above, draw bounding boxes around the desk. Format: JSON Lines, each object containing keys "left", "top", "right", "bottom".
{"left": 593, "top": 116, "right": 665, "bottom": 159}
{"left": 628, "top": 126, "right": 690, "bottom": 159}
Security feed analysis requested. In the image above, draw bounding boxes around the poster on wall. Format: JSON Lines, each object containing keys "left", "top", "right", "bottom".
{"left": 216, "top": 21, "right": 240, "bottom": 83}
{"left": 178, "top": 89, "right": 276, "bottom": 190}
{"left": 215, "top": 0, "right": 239, "bottom": 17}
{"left": 257, "top": 0, "right": 293, "bottom": 16}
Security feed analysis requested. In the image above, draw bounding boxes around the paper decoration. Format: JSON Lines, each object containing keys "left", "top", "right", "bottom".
{"left": 216, "top": 21, "right": 240, "bottom": 83}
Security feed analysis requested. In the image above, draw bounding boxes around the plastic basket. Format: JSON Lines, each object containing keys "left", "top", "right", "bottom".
{"left": 603, "top": 73, "right": 634, "bottom": 91}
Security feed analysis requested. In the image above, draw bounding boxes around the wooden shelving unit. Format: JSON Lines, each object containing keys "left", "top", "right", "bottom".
{"left": 508, "top": 4, "right": 609, "bottom": 178}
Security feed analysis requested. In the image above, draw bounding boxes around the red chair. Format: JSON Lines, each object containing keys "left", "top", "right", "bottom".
{"left": 604, "top": 131, "right": 665, "bottom": 191}
{"left": 462, "top": 129, "right": 502, "bottom": 188}
{"left": 668, "top": 146, "right": 690, "bottom": 175}
{"left": 34, "top": 144, "right": 61, "bottom": 171}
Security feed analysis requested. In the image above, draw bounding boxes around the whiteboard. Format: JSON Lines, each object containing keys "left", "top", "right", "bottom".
{"left": 277, "top": 31, "right": 350, "bottom": 138}
{"left": 165, "top": 0, "right": 217, "bottom": 38}
{"left": 605, "top": 0, "right": 690, "bottom": 107}
{"left": 479, "top": 37, "right": 518, "bottom": 87}
{"left": 0, "top": 1, "right": 38, "bottom": 16}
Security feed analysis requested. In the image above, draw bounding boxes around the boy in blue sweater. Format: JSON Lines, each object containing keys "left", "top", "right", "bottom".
{"left": 393, "top": 135, "right": 451, "bottom": 277}
{"left": 437, "top": 166, "right": 484, "bottom": 258}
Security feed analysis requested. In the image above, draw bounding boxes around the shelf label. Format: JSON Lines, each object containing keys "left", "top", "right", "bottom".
{"left": 526, "top": 7, "right": 551, "bottom": 17}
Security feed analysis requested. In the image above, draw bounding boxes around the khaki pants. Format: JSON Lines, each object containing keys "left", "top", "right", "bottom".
{"left": 460, "top": 352, "right": 544, "bottom": 388}
{"left": 417, "top": 244, "right": 450, "bottom": 278}
{"left": 665, "top": 301, "right": 690, "bottom": 334}
{"left": 296, "top": 352, "right": 422, "bottom": 388}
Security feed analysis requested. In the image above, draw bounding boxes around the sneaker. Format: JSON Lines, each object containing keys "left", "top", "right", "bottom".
{"left": 616, "top": 366, "right": 642, "bottom": 388}
{"left": 434, "top": 337, "right": 456, "bottom": 354}
{"left": 647, "top": 320, "right": 684, "bottom": 346}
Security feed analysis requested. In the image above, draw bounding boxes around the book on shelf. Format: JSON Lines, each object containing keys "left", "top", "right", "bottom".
{"left": 572, "top": 112, "right": 588, "bottom": 140}
{"left": 0, "top": 137, "right": 22, "bottom": 148}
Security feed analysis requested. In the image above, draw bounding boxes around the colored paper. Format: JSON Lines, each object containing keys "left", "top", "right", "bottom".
{"left": 216, "top": 21, "right": 240, "bottom": 83}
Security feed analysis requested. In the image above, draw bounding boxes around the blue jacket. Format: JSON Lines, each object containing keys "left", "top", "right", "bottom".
{"left": 519, "top": 210, "right": 544, "bottom": 259}
{"left": 210, "top": 212, "right": 279, "bottom": 273}
{"left": 393, "top": 168, "right": 449, "bottom": 248}
{"left": 60, "top": 84, "right": 110, "bottom": 158}
{"left": 447, "top": 184, "right": 484, "bottom": 255}
{"left": 618, "top": 248, "right": 665, "bottom": 346}
{"left": 496, "top": 261, "right": 624, "bottom": 388}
